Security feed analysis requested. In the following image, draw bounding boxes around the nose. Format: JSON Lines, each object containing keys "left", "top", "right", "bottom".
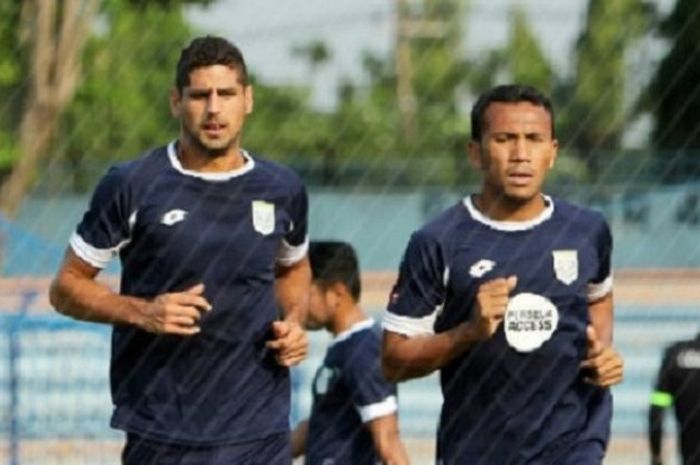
{"left": 207, "top": 92, "right": 221, "bottom": 114}
{"left": 511, "top": 137, "right": 530, "bottom": 161}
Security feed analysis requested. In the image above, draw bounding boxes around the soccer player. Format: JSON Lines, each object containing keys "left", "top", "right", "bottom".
{"left": 291, "top": 241, "right": 410, "bottom": 465}
{"left": 649, "top": 333, "right": 700, "bottom": 465}
{"left": 381, "top": 84, "right": 624, "bottom": 465}
{"left": 49, "top": 36, "right": 310, "bottom": 465}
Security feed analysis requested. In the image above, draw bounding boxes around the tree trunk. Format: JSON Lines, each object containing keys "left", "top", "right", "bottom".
{"left": 0, "top": 0, "right": 98, "bottom": 217}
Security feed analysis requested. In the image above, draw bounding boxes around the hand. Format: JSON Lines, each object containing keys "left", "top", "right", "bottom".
{"left": 266, "top": 320, "right": 308, "bottom": 367}
{"left": 139, "top": 283, "right": 211, "bottom": 335}
{"left": 470, "top": 276, "right": 517, "bottom": 341}
{"left": 580, "top": 325, "right": 624, "bottom": 387}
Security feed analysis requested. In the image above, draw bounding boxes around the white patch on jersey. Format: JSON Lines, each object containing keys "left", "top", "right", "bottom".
{"left": 314, "top": 366, "right": 337, "bottom": 395}
{"left": 160, "top": 209, "right": 187, "bottom": 226}
{"left": 504, "top": 292, "right": 559, "bottom": 353}
{"left": 252, "top": 200, "right": 275, "bottom": 235}
{"left": 677, "top": 349, "right": 700, "bottom": 369}
{"left": 552, "top": 249, "right": 578, "bottom": 285}
{"left": 469, "top": 259, "right": 495, "bottom": 278}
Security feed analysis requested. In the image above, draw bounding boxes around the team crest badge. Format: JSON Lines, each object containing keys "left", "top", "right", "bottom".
{"left": 252, "top": 200, "right": 275, "bottom": 235}
{"left": 552, "top": 250, "right": 578, "bottom": 285}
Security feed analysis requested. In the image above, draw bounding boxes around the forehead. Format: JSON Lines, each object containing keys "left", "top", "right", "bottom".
{"left": 186, "top": 64, "right": 245, "bottom": 88}
{"left": 482, "top": 101, "right": 552, "bottom": 135}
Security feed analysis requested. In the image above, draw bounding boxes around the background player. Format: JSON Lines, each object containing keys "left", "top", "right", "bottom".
{"left": 292, "top": 241, "right": 410, "bottom": 465}
{"left": 49, "top": 36, "right": 310, "bottom": 465}
{"left": 382, "top": 84, "right": 623, "bottom": 465}
{"left": 649, "top": 332, "right": 700, "bottom": 465}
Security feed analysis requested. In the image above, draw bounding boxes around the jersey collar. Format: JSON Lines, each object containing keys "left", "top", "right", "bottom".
{"left": 330, "top": 318, "right": 375, "bottom": 347}
{"left": 167, "top": 141, "right": 255, "bottom": 181}
{"left": 463, "top": 194, "right": 555, "bottom": 231}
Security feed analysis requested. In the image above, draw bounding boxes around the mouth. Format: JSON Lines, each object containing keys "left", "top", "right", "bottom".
{"left": 201, "top": 122, "right": 227, "bottom": 137}
{"left": 506, "top": 172, "right": 534, "bottom": 187}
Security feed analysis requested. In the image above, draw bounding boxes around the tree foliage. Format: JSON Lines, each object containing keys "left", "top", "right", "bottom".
{"left": 566, "top": 0, "right": 651, "bottom": 164}
{"left": 506, "top": 7, "right": 553, "bottom": 93}
{"left": 648, "top": 0, "right": 700, "bottom": 156}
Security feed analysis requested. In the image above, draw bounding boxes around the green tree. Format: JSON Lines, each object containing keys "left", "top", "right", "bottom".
{"left": 0, "top": 2, "right": 25, "bottom": 174}
{"left": 57, "top": 3, "right": 194, "bottom": 191}
{"left": 0, "top": 0, "right": 213, "bottom": 207}
{"left": 647, "top": 0, "right": 700, "bottom": 180}
{"left": 566, "top": 0, "right": 651, "bottom": 173}
{"left": 506, "top": 7, "right": 553, "bottom": 93}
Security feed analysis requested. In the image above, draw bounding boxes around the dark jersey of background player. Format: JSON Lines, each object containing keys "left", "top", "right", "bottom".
{"left": 649, "top": 334, "right": 700, "bottom": 465}
{"left": 307, "top": 321, "right": 397, "bottom": 465}
{"left": 381, "top": 84, "right": 623, "bottom": 465}
{"left": 292, "top": 241, "right": 410, "bottom": 465}
{"left": 49, "top": 36, "right": 311, "bottom": 464}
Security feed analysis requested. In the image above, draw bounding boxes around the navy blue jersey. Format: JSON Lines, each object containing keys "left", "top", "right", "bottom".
{"left": 306, "top": 320, "right": 397, "bottom": 465}
{"left": 383, "top": 196, "right": 613, "bottom": 465}
{"left": 70, "top": 142, "right": 308, "bottom": 445}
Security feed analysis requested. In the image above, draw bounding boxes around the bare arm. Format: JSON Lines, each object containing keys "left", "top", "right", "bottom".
{"left": 275, "top": 256, "right": 311, "bottom": 324}
{"left": 581, "top": 293, "right": 624, "bottom": 386}
{"left": 267, "top": 256, "right": 311, "bottom": 366}
{"left": 382, "top": 324, "right": 479, "bottom": 382}
{"left": 382, "top": 276, "right": 516, "bottom": 382}
{"left": 366, "top": 414, "right": 410, "bottom": 465}
{"left": 290, "top": 419, "right": 309, "bottom": 458}
{"left": 49, "top": 248, "right": 209, "bottom": 335}
{"left": 588, "top": 293, "right": 614, "bottom": 346}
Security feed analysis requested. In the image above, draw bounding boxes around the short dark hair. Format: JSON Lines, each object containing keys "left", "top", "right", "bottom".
{"left": 470, "top": 84, "right": 555, "bottom": 141}
{"left": 175, "top": 35, "right": 249, "bottom": 93}
{"left": 309, "top": 241, "right": 361, "bottom": 302}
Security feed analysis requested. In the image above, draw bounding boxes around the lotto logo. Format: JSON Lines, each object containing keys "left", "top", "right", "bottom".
{"left": 469, "top": 259, "right": 495, "bottom": 278}
{"left": 160, "top": 209, "right": 187, "bottom": 226}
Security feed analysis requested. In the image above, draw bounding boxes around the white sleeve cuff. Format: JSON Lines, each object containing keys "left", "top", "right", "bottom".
{"left": 357, "top": 395, "right": 398, "bottom": 423}
{"left": 276, "top": 235, "right": 309, "bottom": 267}
{"left": 69, "top": 232, "right": 115, "bottom": 269}
{"left": 587, "top": 274, "right": 613, "bottom": 302}
{"left": 382, "top": 310, "right": 437, "bottom": 337}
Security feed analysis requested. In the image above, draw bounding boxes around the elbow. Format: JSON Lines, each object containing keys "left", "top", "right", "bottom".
{"left": 48, "top": 277, "right": 70, "bottom": 316}
{"left": 381, "top": 353, "right": 408, "bottom": 383}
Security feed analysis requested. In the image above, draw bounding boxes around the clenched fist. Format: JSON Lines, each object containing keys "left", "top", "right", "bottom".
{"left": 471, "top": 276, "right": 517, "bottom": 341}
{"left": 139, "top": 283, "right": 212, "bottom": 336}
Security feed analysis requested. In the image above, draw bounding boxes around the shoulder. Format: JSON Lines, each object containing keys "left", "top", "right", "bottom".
{"left": 101, "top": 145, "right": 169, "bottom": 190}
{"left": 551, "top": 198, "right": 610, "bottom": 234}
{"left": 249, "top": 153, "right": 305, "bottom": 189}
{"left": 411, "top": 202, "right": 470, "bottom": 249}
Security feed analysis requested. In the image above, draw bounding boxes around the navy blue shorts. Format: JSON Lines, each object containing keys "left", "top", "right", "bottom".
{"left": 122, "top": 432, "right": 291, "bottom": 465}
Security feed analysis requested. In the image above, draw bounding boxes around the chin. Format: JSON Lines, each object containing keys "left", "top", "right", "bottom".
{"left": 502, "top": 192, "right": 540, "bottom": 205}
{"left": 197, "top": 139, "right": 234, "bottom": 157}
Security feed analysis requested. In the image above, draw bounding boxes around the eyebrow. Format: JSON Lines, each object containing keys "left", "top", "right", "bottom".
{"left": 187, "top": 86, "right": 239, "bottom": 95}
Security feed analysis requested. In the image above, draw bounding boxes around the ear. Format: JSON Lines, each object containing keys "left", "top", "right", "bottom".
{"left": 548, "top": 139, "right": 559, "bottom": 169}
{"left": 323, "top": 285, "right": 340, "bottom": 313}
{"left": 169, "top": 87, "right": 182, "bottom": 118}
{"left": 468, "top": 140, "right": 483, "bottom": 170}
{"left": 244, "top": 85, "right": 254, "bottom": 115}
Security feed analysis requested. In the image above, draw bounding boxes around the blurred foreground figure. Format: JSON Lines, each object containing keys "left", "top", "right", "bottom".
{"left": 382, "top": 84, "right": 624, "bottom": 465}
{"left": 50, "top": 36, "right": 310, "bottom": 465}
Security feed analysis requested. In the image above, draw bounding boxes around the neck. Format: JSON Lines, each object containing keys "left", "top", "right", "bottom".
{"left": 329, "top": 302, "right": 367, "bottom": 336}
{"left": 177, "top": 137, "right": 246, "bottom": 173}
{"left": 474, "top": 191, "right": 547, "bottom": 222}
